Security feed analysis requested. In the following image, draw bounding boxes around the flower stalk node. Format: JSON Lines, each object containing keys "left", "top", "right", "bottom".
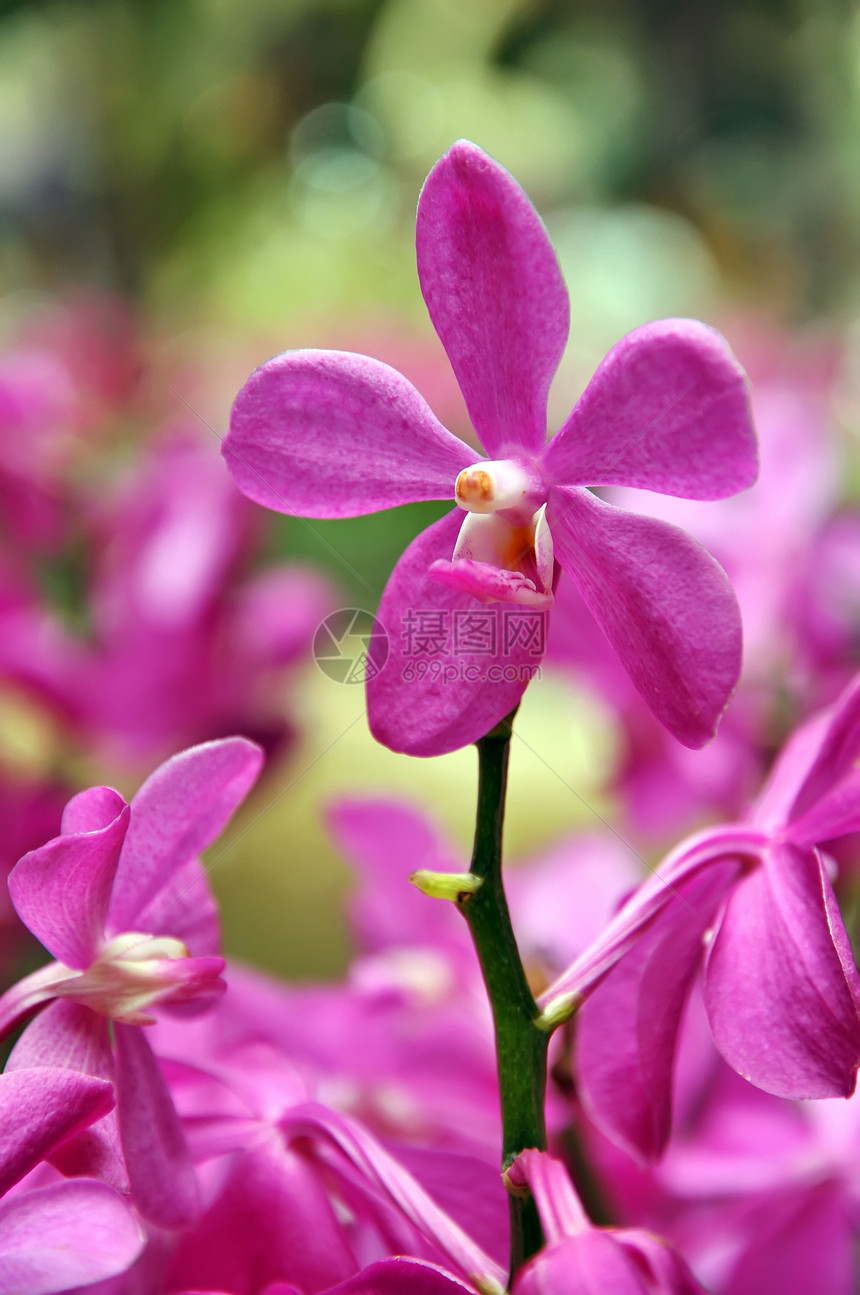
{"left": 409, "top": 870, "right": 484, "bottom": 902}
{"left": 536, "top": 994, "right": 581, "bottom": 1034}
{"left": 502, "top": 1165, "right": 533, "bottom": 1199}
{"left": 471, "top": 1276, "right": 506, "bottom": 1295}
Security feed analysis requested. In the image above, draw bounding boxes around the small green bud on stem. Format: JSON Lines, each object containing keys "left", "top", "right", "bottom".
{"left": 409, "top": 870, "right": 484, "bottom": 903}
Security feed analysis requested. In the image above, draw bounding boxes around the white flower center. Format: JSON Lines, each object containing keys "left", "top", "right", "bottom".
{"left": 54, "top": 931, "right": 191, "bottom": 1025}
{"left": 455, "top": 460, "right": 538, "bottom": 515}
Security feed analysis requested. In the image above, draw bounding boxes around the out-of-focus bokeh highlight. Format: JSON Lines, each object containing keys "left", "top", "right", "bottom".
{"left": 1, "top": 0, "right": 859, "bottom": 979}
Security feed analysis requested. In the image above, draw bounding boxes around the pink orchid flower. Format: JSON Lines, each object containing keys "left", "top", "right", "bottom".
{"left": 260, "top": 1106, "right": 705, "bottom": 1295}
{"left": 224, "top": 139, "right": 757, "bottom": 756}
{"left": 0, "top": 738, "right": 263, "bottom": 1230}
{"left": 540, "top": 673, "right": 860, "bottom": 1162}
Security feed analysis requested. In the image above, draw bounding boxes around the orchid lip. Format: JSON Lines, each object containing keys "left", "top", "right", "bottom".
{"left": 446, "top": 498, "right": 554, "bottom": 606}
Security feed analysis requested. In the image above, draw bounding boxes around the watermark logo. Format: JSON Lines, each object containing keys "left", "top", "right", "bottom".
{"left": 313, "top": 608, "right": 390, "bottom": 684}
{"left": 401, "top": 608, "right": 546, "bottom": 660}
{"left": 399, "top": 607, "right": 546, "bottom": 684}
{"left": 313, "top": 606, "right": 546, "bottom": 686}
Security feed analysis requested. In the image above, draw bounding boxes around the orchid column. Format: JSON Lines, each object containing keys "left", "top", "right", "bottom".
{"left": 224, "top": 140, "right": 758, "bottom": 1280}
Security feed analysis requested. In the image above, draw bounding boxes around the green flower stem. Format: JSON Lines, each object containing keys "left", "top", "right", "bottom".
{"left": 458, "top": 713, "right": 548, "bottom": 1283}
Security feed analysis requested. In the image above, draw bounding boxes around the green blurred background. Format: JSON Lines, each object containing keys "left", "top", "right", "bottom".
{"left": 1, "top": 0, "right": 857, "bottom": 977}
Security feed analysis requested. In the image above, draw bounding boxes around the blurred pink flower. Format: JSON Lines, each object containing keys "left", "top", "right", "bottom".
{"left": 659, "top": 1064, "right": 860, "bottom": 1295}
{"left": 80, "top": 429, "right": 334, "bottom": 766}
{"left": 793, "top": 511, "right": 860, "bottom": 695}
{"left": 0, "top": 775, "right": 70, "bottom": 982}
{"left": 0, "top": 292, "right": 142, "bottom": 558}
{"left": 19, "top": 291, "right": 142, "bottom": 431}
{"left": 0, "top": 430, "right": 335, "bottom": 771}
{"left": 0, "top": 349, "right": 75, "bottom": 553}
{"left": 589, "top": 990, "right": 860, "bottom": 1295}
{"left": 151, "top": 1037, "right": 508, "bottom": 1294}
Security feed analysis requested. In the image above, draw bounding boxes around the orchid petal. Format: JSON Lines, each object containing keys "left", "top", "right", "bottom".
{"left": 548, "top": 486, "right": 742, "bottom": 748}
{"left": 0, "top": 1068, "right": 113, "bottom": 1195}
{"left": 790, "top": 782, "right": 860, "bottom": 851}
{"left": 113, "top": 1023, "right": 199, "bottom": 1229}
{"left": 8, "top": 790, "right": 129, "bottom": 969}
{"left": 0, "top": 1180, "right": 143, "bottom": 1295}
{"left": 705, "top": 842, "right": 860, "bottom": 1098}
{"left": 543, "top": 319, "right": 756, "bottom": 498}
{"left": 45, "top": 1113, "right": 127, "bottom": 1190}
{"left": 393, "top": 1146, "right": 509, "bottom": 1271}
{"left": 575, "top": 856, "right": 739, "bottom": 1162}
{"left": 226, "top": 350, "right": 473, "bottom": 517}
{"left": 60, "top": 785, "right": 127, "bottom": 835}
{"left": 416, "top": 140, "right": 569, "bottom": 458}
{"left": 107, "top": 737, "right": 263, "bottom": 939}
{"left": 368, "top": 512, "right": 545, "bottom": 756}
